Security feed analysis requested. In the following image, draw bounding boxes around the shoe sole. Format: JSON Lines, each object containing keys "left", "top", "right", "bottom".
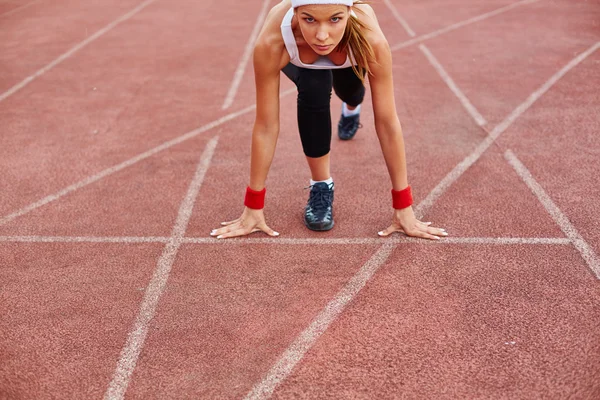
{"left": 304, "top": 219, "right": 335, "bottom": 231}
{"left": 338, "top": 134, "right": 356, "bottom": 141}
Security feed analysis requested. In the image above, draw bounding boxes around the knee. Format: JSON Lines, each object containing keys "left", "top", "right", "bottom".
{"left": 334, "top": 85, "right": 365, "bottom": 107}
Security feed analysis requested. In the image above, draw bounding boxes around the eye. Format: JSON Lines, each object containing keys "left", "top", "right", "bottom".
{"left": 331, "top": 17, "right": 341, "bottom": 22}
{"left": 304, "top": 17, "right": 315, "bottom": 23}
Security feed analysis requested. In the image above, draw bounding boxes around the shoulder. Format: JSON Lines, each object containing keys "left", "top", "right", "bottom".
{"left": 254, "top": 2, "right": 290, "bottom": 69}
{"left": 353, "top": 4, "right": 390, "bottom": 54}
{"left": 256, "top": 1, "right": 289, "bottom": 48}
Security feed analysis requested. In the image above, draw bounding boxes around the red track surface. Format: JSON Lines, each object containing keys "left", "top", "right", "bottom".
{"left": 1, "top": 0, "right": 599, "bottom": 399}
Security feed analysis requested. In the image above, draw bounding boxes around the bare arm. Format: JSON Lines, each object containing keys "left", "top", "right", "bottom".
{"left": 210, "top": 28, "right": 286, "bottom": 239}
{"left": 249, "top": 41, "right": 283, "bottom": 190}
{"left": 368, "top": 39, "right": 408, "bottom": 191}
{"left": 369, "top": 38, "right": 447, "bottom": 240}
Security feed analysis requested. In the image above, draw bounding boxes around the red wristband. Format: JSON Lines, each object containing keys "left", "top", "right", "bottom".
{"left": 244, "top": 186, "right": 266, "bottom": 209}
{"left": 391, "top": 186, "right": 413, "bottom": 209}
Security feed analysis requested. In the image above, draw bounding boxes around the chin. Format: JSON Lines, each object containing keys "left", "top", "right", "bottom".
{"left": 313, "top": 46, "right": 334, "bottom": 55}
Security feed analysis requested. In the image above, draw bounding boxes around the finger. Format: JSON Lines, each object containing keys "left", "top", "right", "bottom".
{"left": 257, "top": 222, "right": 280, "bottom": 237}
{"left": 417, "top": 221, "right": 432, "bottom": 229}
{"left": 221, "top": 218, "right": 241, "bottom": 226}
{"left": 211, "top": 226, "right": 227, "bottom": 236}
{"left": 409, "top": 225, "right": 447, "bottom": 239}
{"left": 427, "top": 226, "right": 448, "bottom": 236}
{"left": 378, "top": 224, "right": 400, "bottom": 237}
{"left": 216, "top": 228, "right": 251, "bottom": 239}
{"left": 211, "top": 222, "right": 241, "bottom": 236}
{"left": 406, "top": 229, "right": 441, "bottom": 240}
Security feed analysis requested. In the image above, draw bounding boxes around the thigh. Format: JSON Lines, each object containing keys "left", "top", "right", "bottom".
{"left": 282, "top": 64, "right": 333, "bottom": 102}
{"left": 293, "top": 68, "right": 334, "bottom": 158}
{"left": 282, "top": 63, "right": 301, "bottom": 86}
{"left": 296, "top": 67, "right": 333, "bottom": 103}
{"left": 332, "top": 67, "right": 365, "bottom": 106}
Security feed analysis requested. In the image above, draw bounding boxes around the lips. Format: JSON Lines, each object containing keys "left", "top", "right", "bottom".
{"left": 315, "top": 44, "right": 330, "bottom": 51}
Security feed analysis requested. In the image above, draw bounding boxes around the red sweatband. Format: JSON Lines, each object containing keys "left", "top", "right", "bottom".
{"left": 392, "top": 186, "right": 413, "bottom": 209}
{"left": 244, "top": 186, "right": 266, "bottom": 209}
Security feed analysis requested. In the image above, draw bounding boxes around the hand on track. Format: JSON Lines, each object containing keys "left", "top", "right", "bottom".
{"left": 211, "top": 207, "right": 279, "bottom": 239}
{"left": 378, "top": 206, "right": 447, "bottom": 240}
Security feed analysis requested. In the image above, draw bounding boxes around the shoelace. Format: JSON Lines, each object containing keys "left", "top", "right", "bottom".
{"left": 340, "top": 116, "right": 362, "bottom": 131}
{"left": 305, "top": 185, "right": 333, "bottom": 214}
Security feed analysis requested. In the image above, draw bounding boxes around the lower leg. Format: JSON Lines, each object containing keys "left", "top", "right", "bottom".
{"left": 306, "top": 153, "right": 331, "bottom": 182}
{"left": 342, "top": 102, "right": 361, "bottom": 116}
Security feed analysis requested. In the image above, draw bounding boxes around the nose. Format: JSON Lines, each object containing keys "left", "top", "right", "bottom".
{"left": 316, "top": 28, "right": 328, "bottom": 42}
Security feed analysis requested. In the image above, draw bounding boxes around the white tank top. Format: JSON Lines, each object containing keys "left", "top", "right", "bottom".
{"left": 280, "top": 7, "right": 355, "bottom": 69}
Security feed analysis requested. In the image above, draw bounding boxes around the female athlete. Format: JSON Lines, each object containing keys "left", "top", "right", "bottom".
{"left": 211, "top": 0, "right": 447, "bottom": 240}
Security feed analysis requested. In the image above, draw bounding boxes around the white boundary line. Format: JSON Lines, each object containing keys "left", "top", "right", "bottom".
{"left": 0, "top": 0, "right": 157, "bottom": 103}
{"left": 415, "top": 41, "right": 600, "bottom": 219}
{"left": 241, "top": 41, "right": 600, "bottom": 400}
{"left": 382, "top": 0, "right": 486, "bottom": 126}
{"left": 390, "top": 0, "right": 542, "bottom": 52}
{"left": 221, "top": 0, "right": 271, "bottom": 110}
{"left": 0, "top": 88, "right": 296, "bottom": 227}
{"left": 243, "top": 243, "right": 396, "bottom": 400}
{"left": 0, "top": 236, "right": 171, "bottom": 244}
{"left": 187, "top": 236, "right": 572, "bottom": 245}
{"left": 0, "top": 235, "right": 571, "bottom": 246}
{"left": 103, "top": 136, "right": 218, "bottom": 400}
{"left": 505, "top": 150, "right": 600, "bottom": 278}
{"left": 381, "top": 0, "right": 415, "bottom": 37}
{"left": 0, "top": 0, "right": 41, "bottom": 18}
{"left": 418, "top": 44, "right": 487, "bottom": 126}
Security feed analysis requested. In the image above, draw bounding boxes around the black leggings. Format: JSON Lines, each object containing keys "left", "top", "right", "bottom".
{"left": 282, "top": 64, "right": 365, "bottom": 158}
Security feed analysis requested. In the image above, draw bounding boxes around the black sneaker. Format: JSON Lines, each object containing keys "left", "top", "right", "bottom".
{"left": 337, "top": 112, "right": 361, "bottom": 140}
{"left": 304, "top": 182, "right": 334, "bottom": 231}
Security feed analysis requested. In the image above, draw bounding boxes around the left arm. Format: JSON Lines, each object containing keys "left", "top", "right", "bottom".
{"left": 369, "top": 39, "right": 408, "bottom": 192}
{"left": 369, "top": 39, "right": 447, "bottom": 240}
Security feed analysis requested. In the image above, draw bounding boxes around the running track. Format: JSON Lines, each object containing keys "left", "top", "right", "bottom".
{"left": 1, "top": 0, "right": 599, "bottom": 398}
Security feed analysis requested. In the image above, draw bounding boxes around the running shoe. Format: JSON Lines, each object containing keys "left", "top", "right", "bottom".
{"left": 337, "top": 112, "right": 361, "bottom": 140}
{"left": 304, "top": 182, "right": 334, "bottom": 231}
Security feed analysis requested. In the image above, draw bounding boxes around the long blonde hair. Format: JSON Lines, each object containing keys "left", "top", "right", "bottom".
{"left": 337, "top": 1, "right": 376, "bottom": 82}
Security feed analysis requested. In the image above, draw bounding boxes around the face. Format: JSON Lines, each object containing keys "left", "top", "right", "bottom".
{"left": 295, "top": 5, "right": 349, "bottom": 55}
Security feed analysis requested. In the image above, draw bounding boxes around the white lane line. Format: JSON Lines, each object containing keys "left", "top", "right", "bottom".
{"left": 0, "top": 0, "right": 41, "bottom": 18}
{"left": 222, "top": 0, "right": 271, "bottom": 110}
{"left": 434, "top": 237, "right": 571, "bottom": 245}
{"left": 390, "top": 0, "right": 542, "bottom": 52}
{"left": 381, "top": 0, "right": 415, "bottom": 37}
{"left": 243, "top": 243, "right": 396, "bottom": 400}
{"left": 505, "top": 150, "right": 600, "bottom": 279}
{"left": 415, "top": 41, "right": 600, "bottom": 219}
{"left": 0, "top": 0, "right": 157, "bottom": 103}
{"left": 0, "top": 88, "right": 295, "bottom": 227}
{"left": 103, "top": 137, "right": 218, "bottom": 400}
{"left": 0, "top": 236, "right": 171, "bottom": 243}
{"left": 0, "top": 235, "right": 571, "bottom": 245}
{"left": 184, "top": 237, "right": 571, "bottom": 245}
{"left": 383, "top": 0, "right": 486, "bottom": 126}
{"left": 419, "top": 44, "right": 487, "bottom": 126}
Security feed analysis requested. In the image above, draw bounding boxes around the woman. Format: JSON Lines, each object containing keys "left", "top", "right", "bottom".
{"left": 211, "top": 0, "right": 447, "bottom": 240}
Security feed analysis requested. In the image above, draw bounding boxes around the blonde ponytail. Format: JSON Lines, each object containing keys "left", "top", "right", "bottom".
{"left": 338, "top": 1, "right": 375, "bottom": 82}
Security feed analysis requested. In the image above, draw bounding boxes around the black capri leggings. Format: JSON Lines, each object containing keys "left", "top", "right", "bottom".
{"left": 282, "top": 63, "right": 365, "bottom": 158}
